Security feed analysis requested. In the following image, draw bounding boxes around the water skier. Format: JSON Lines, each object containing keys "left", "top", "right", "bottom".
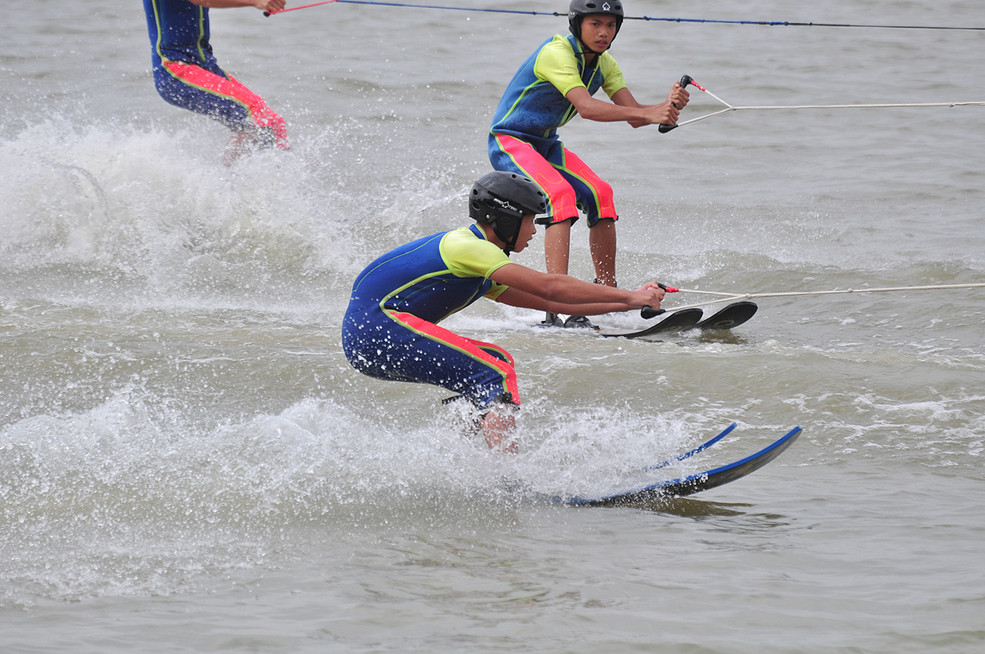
{"left": 342, "top": 172, "right": 666, "bottom": 452}
{"left": 488, "top": 0, "right": 688, "bottom": 327}
{"left": 142, "top": 0, "right": 289, "bottom": 161}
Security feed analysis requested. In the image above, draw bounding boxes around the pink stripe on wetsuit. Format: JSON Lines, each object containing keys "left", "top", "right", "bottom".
{"left": 161, "top": 61, "right": 288, "bottom": 147}
{"left": 491, "top": 132, "right": 614, "bottom": 226}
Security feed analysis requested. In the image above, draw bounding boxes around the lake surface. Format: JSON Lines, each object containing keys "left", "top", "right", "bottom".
{"left": 1, "top": 1, "right": 983, "bottom": 652}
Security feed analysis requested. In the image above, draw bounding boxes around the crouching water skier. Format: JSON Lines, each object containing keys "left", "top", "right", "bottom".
{"left": 341, "top": 172, "right": 666, "bottom": 452}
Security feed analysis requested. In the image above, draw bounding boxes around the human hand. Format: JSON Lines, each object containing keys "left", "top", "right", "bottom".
{"left": 668, "top": 82, "right": 690, "bottom": 110}
{"left": 633, "top": 281, "right": 666, "bottom": 310}
{"left": 655, "top": 83, "right": 689, "bottom": 132}
{"left": 644, "top": 101, "right": 679, "bottom": 126}
{"left": 256, "top": 0, "right": 286, "bottom": 12}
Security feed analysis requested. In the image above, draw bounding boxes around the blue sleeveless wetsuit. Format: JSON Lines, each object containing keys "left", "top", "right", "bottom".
{"left": 488, "top": 34, "right": 626, "bottom": 225}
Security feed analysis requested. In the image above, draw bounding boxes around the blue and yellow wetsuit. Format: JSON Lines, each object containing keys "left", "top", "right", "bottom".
{"left": 342, "top": 225, "right": 520, "bottom": 409}
{"left": 489, "top": 34, "right": 627, "bottom": 225}
{"left": 142, "top": 0, "right": 287, "bottom": 148}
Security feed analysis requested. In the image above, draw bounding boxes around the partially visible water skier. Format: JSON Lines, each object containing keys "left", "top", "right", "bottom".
{"left": 142, "top": 0, "right": 289, "bottom": 162}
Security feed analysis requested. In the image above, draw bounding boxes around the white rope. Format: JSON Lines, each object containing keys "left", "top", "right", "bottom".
{"left": 663, "top": 282, "right": 985, "bottom": 312}
{"left": 735, "top": 101, "right": 985, "bottom": 110}
{"left": 675, "top": 84, "right": 985, "bottom": 128}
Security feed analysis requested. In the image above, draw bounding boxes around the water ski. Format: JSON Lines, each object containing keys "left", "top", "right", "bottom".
{"left": 555, "top": 425, "right": 802, "bottom": 506}
{"left": 694, "top": 300, "right": 758, "bottom": 331}
{"left": 596, "top": 302, "right": 757, "bottom": 339}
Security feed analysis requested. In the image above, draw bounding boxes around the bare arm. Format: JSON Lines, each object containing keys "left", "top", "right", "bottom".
{"left": 568, "top": 82, "right": 690, "bottom": 128}
{"left": 188, "top": 0, "right": 286, "bottom": 11}
{"left": 490, "top": 263, "right": 665, "bottom": 316}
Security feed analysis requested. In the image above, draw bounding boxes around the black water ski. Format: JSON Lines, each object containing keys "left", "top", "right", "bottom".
{"left": 597, "top": 308, "right": 703, "bottom": 338}
{"left": 691, "top": 301, "right": 758, "bottom": 331}
{"left": 543, "top": 300, "right": 756, "bottom": 338}
{"left": 558, "top": 426, "right": 802, "bottom": 506}
{"left": 642, "top": 422, "right": 737, "bottom": 472}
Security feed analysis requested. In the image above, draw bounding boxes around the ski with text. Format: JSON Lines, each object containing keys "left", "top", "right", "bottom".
{"left": 597, "top": 301, "right": 758, "bottom": 339}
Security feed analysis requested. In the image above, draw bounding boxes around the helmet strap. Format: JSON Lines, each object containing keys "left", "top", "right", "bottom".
{"left": 572, "top": 19, "right": 599, "bottom": 57}
{"left": 492, "top": 216, "right": 522, "bottom": 254}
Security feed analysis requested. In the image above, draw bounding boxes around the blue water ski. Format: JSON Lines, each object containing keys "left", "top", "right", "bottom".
{"left": 642, "top": 422, "right": 737, "bottom": 472}
{"left": 558, "top": 426, "right": 802, "bottom": 506}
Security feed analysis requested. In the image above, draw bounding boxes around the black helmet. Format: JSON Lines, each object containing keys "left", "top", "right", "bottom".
{"left": 568, "top": 0, "right": 625, "bottom": 49}
{"left": 469, "top": 172, "right": 547, "bottom": 253}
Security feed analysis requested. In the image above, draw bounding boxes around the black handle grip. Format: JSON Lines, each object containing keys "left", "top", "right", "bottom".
{"left": 658, "top": 75, "right": 693, "bottom": 134}
{"left": 641, "top": 282, "right": 676, "bottom": 317}
{"left": 641, "top": 306, "right": 665, "bottom": 319}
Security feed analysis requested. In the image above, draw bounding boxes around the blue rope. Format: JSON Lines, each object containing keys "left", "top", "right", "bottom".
{"left": 330, "top": 0, "right": 985, "bottom": 31}
{"left": 336, "top": 0, "right": 562, "bottom": 18}
{"left": 632, "top": 15, "right": 985, "bottom": 30}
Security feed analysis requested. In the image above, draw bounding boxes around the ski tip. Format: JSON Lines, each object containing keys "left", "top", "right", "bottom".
{"left": 769, "top": 426, "right": 802, "bottom": 447}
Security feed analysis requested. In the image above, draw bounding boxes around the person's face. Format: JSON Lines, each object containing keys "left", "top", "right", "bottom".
{"left": 580, "top": 14, "right": 618, "bottom": 51}
{"left": 511, "top": 215, "right": 537, "bottom": 253}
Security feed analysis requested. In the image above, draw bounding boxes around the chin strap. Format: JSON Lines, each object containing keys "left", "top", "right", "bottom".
{"left": 573, "top": 38, "right": 605, "bottom": 62}
{"left": 492, "top": 218, "right": 521, "bottom": 254}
